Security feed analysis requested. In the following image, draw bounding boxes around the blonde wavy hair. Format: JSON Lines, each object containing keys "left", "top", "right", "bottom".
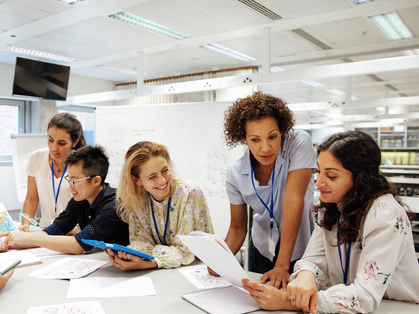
{"left": 116, "top": 141, "right": 177, "bottom": 223}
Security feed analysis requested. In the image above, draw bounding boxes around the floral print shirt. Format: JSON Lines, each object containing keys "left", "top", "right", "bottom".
{"left": 127, "top": 179, "right": 214, "bottom": 269}
{"left": 290, "top": 194, "right": 419, "bottom": 313}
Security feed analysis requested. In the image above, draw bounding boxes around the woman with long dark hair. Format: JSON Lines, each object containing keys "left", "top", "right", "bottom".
{"left": 20, "top": 112, "right": 86, "bottom": 229}
{"left": 242, "top": 131, "right": 419, "bottom": 313}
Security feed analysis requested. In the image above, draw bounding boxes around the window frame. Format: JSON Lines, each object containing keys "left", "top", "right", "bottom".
{"left": 0, "top": 98, "right": 26, "bottom": 163}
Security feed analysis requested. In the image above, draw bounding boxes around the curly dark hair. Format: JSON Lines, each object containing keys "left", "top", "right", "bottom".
{"left": 314, "top": 131, "right": 407, "bottom": 245}
{"left": 223, "top": 92, "right": 295, "bottom": 148}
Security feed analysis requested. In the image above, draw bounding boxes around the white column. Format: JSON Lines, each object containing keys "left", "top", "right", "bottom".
{"left": 137, "top": 51, "right": 144, "bottom": 94}
{"left": 262, "top": 28, "right": 270, "bottom": 83}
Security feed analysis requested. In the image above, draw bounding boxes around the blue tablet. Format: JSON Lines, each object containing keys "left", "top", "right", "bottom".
{"left": 81, "top": 239, "right": 155, "bottom": 260}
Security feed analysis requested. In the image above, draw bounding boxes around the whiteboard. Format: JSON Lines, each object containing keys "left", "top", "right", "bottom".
{"left": 95, "top": 102, "right": 244, "bottom": 236}
{"left": 11, "top": 133, "right": 48, "bottom": 203}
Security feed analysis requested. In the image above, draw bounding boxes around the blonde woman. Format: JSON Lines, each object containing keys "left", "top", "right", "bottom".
{"left": 105, "top": 141, "right": 214, "bottom": 270}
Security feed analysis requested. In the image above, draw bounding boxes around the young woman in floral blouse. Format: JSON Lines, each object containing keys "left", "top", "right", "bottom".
{"left": 105, "top": 141, "right": 214, "bottom": 270}
{"left": 242, "top": 131, "right": 419, "bottom": 313}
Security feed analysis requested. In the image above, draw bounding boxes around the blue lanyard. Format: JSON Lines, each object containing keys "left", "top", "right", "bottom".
{"left": 251, "top": 162, "right": 275, "bottom": 229}
{"left": 149, "top": 196, "right": 171, "bottom": 245}
{"left": 337, "top": 230, "right": 352, "bottom": 284}
{"left": 51, "top": 162, "right": 68, "bottom": 212}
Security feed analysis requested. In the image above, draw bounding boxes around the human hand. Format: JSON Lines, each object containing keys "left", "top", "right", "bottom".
{"left": 18, "top": 224, "right": 30, "bottom": 232}
{"left": 0, "top": 268, "right": 14, "bottom": 289}
{"left": 104, "top": 249, "right": 157, "bottom": 271}
{"left": 0, "top": 241, "right": 9, "bottom": 252}
{"left": 242, "top": 279, "right": 298, "bottom": 311}
{"left": 287, "top": 270, "right": 318, "bottom": 314}
{"left": 261, "top": 266, "right": 290, "bottom": 289}
{"left": 0, "top": 231, "right": 31, "bottom": 249}
{"left": 207, "top": 266, "right": 219, "bottom": 276}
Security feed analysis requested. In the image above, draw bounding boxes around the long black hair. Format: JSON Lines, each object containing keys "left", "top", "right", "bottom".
{"left": 314, "top": 131, "right": 405, "bottom": 244}
{"left": 47, "top": 112, "right": 86, "bottom": 149}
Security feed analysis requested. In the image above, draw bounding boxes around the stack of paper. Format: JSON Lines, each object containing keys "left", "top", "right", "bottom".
{"left": 0, "top": 250, "right": 42, "bottom": 268}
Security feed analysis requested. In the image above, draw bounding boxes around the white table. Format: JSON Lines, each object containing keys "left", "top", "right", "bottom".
{"left": 1, "top": 252, "right": 417, "bottom": 314}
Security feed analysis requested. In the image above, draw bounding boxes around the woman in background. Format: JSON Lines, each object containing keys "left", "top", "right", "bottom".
{"left": 243, "top": 131, "right": 419, "bottom": 313}
{"left": 105, "top": 141, "right": 214, "bottom": 270}
{"left": 21, "top": 112, "right": 86, "bottom": 230}
{"left": 216, "top": 92, "right": 316, "bottom": 289}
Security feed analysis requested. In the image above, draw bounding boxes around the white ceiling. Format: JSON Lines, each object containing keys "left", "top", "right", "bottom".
{"left": 0, "top": 0, "right": 418, "bottom": 125}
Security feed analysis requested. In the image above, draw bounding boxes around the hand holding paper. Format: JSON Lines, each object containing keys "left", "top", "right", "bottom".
{"left": 178, "top": 232, "right": 248, "bottom": 288}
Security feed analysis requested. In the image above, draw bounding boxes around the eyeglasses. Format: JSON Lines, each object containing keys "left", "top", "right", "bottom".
{"left": 64, "top": 175, "right": 91, "bottom": 186}
{"left": 19, "top": 213, "right": 38, "bottom": 229}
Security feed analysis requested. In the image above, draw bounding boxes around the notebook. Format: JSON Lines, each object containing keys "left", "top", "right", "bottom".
{"left": 182, "top": 285, "right": 260, "bottom": 314}
{"left": 0, "top": 203, "right": 19, "bottom": 232}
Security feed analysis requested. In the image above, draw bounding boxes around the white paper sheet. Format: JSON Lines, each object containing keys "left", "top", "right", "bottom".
{"left": 28, "top": 257, "right": 107, "bottom": 279}
{"left": 25, "top": 247, "right": 68, "bottom": 259}
{"left": 27, "top": 301, "right": 105, "bottom": 314}
{"left": 178, "top": 234, "right": 249, "bottom": 288}
{"left": 0, "top": 250, "right": 42, "bottom": 268}
{"left": 177, "top": 265, "right": 232, "bottom": 289}
{"left": 67, "top": 276, "right": 156, "bottom": 298}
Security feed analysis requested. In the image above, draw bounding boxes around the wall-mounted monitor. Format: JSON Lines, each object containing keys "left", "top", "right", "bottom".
{"left": 12, "top": 57, "right": 71, "bottom": 101}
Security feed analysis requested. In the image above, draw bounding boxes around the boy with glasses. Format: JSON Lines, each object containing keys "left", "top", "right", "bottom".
{"left": 0, "top": 145, "right": 129, "bottom": 254}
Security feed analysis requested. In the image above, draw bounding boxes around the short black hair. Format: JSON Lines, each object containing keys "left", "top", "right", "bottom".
{"left": 65, "top": 145, "right": 109, "bottom": 186}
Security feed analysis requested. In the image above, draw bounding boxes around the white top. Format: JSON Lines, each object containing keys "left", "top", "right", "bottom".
{"left": 226, "top": 130, "right": 317, "bottom": 261}
{"left": 26, "top": 148, "right": 72, "bottom": 228}
{"left": 291, "top": 194, "right": 419, "bottom": 313}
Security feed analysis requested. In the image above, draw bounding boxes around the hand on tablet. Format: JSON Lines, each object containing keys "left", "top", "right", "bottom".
{"left": 105, "top": 249, "right": 158, "bottom": 271}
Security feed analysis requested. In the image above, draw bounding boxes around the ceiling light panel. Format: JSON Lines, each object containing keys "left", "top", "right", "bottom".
{"left": 369, "top": 13, "right": 413, "bottom": 40}
{"left": 0, "top": 46, "right": 75, "bottom": 62}
{"left": 201, "top": 44, "right": 256, "bottom": 62}
{"left": 95, "top": 65, "right": 137, "bottom": 76}
{"left": 56, "top": 0, "right": 94, "bottom": 5}
{"left": 351, "top": 0, "right": 380, "bottom": 4}
{"left": 109, "top": 12, "right": 188, "bottom": 40}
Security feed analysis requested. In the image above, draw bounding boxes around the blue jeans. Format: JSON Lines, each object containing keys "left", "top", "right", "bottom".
{"left": 248, "top": 236, "right": 297, "bottom": 275}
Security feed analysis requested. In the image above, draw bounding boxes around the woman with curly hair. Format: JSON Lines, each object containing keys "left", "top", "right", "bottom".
{"left": 243, "top": 131, "right": 419, "bottom": 313}
{"left": 106, "top": 141, "right": 214, "bottom": 270}
{"left": 216, "top": 92, "right": 316, "bottom": 288}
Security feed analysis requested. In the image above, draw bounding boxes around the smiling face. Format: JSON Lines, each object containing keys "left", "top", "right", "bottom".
{"left": 133, "top": 156, "right": 172, "bottom": 202}
{"left": 316, "top": 150, "right": 354, "bottom": 208}
{"left": 244, "top": 116, "right": 281, "bottom": 166}
{"left": 67, "top": 163, "right": 102, "bottom": 205}
{"left": 48, "top": 126, "right": 78, "bottom": 163}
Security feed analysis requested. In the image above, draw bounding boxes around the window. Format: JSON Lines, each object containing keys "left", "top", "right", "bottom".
{"left": 0, "top": 99, "right": 25, "bottom": 161}
{"left": 58, "top": 106, "right": 95, "bottom": 145}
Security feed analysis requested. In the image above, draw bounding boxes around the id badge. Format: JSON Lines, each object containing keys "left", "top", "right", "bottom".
{"left": 268, "top": 237, "right": 276, "bottom": 255}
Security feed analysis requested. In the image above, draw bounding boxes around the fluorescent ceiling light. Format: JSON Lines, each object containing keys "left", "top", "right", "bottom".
{"left": 369, "top": 13, "right": 413, "bottom": 40}
{"left": 351, "top": 0, "right": 380, "bottom": 4}
{"left": 56, "top": 0, "right": 94, "bottom": 5}
{"left": 376, "top": 106, "right": 386, "bottom": 112}
{"left": 201, "top": 44, "right": 256, "bottom": 62}
{"left": 270, "top": 66, "right": 285, "bottom": 72}
{"left": 326, "top": 89, "right": 346, "bottom": 96}
{"left": 351, "top": 95, "right": 361, "bottom": 101}
{"left": 0, "top": 45, "right": 75, "bottom": 62}
{"left": 301, "top": 80, "right": 325, "bottom": 88}
{"left": 109, "top": 12, "right": 188, "bottom": 40}
{"left": 95, "top": 65, "right": 137, "bottom": 76}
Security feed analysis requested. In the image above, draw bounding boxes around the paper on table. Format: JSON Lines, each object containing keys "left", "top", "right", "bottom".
{"left": 67, "top": 276, "right": 156, "bottom": 298}
{"left": 25, "top": 247, "right": 68, "bottom": 259}
{"left": 178, "top": 234, "right": 249, "bottom": 288}
{"left": 177, "top": 265, "right": 232, "bottom": 289}
{"left": 27, "top": 300, "right": 105, "bottom": 314}
{"left": 0, "top": 250, "right": 42, "bottom": 268}
{"left": 28, "top": 257, "right": 107, "bottom": 279}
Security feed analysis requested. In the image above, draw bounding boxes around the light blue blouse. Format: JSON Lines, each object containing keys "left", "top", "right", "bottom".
{"left": 226, "top": 130, "right": 316, "bottom": 261}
